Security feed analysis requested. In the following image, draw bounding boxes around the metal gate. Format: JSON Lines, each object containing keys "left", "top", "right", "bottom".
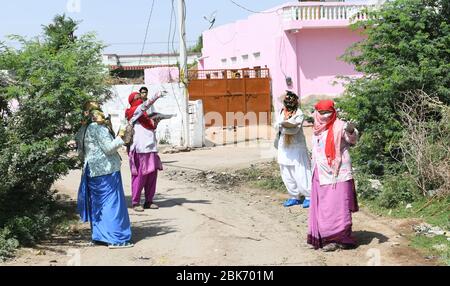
{"left": 188, "top": 68, "right": 271, "bottom": 127}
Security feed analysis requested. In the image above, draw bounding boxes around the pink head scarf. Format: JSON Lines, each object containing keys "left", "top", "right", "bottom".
{"left": 313, "top": 100, "right": 345, "bottom": 176}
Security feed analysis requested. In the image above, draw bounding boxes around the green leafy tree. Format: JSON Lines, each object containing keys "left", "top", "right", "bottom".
{"left": 188, "top": 35, "right": 203, "bottom": 53}
{"left": 0, "top": 14, "right": 110, "bottom": 250}
{"left": 338, "top": 0, "right": 450, "bottom": 176}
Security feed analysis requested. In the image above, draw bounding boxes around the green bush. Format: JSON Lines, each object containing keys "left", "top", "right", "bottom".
{"left": 338, "top": 0, "right": 450, "bottom": 176}
{"left": 5, "top": 215, "right": 52, "bottom": 247}
{"left": 0, "top": 14, "right": 110, "bottom": 258}
{"left": 0, "top": 228, "right": 19, "bottom": 262}
{"left": 377, "top": 176, "right": 419, "bottom": 209}
{"left": 355, "top": 174, "right": 381, "bottom": 201}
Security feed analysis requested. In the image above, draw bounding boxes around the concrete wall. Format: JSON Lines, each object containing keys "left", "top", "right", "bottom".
{"left": 200, "top": 1, "right": 367, "bottom": 112}
{"left": 144, "top": 67, "right": 179, "bottom": 85}
{"left": 101, "top": 84, "right": 204, "bottom": 147}
{"left": 201, "top": 10, "right": 284, "bottom": 109}
{"left": 189, "top": 100, "right": 205, "bottom": 148}
{"left": 296, "top": 28, "right": 364, "bottom": 97}
{"left": 103, "top": 53, "right": 200, "bottom": 67}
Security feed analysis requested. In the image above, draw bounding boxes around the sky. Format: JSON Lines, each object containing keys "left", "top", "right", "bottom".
{"left": 0, "top": 0, "right": 295, "bottom": 54}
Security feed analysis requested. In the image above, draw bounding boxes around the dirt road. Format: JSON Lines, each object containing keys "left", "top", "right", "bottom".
{"left": 1, "top": 141, "right": 438, "bottom": 266}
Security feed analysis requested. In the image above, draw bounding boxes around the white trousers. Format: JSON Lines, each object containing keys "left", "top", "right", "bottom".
{"left": 279, "top": 163, "right": 312, "bottom": 199}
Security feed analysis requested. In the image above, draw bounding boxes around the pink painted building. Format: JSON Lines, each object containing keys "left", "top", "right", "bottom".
{"left": 200, "top": 1, "right": 380, "bottom": 110}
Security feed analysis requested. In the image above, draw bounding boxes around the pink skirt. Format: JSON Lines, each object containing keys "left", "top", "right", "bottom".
{"left": 307, "top": 167, "right": 359, "bottom": 249}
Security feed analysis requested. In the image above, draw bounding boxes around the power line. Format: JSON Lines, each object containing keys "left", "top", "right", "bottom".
{"left": 137, "top": 0, "right": 156, "bottom": 66}
{"left": 106, "top": 41, "right": 196, "bottom": 46}
{"left": 128, "top": 0, "right": 157, "bottom": 96}
{"left": 171, "top": 0, "right": 178, "bottom": 53}
{"left": 168, "top": 1, "right": 178, "bottom": 61}
{"left": 228, "top": 0, "right": 278, "bottom": 14}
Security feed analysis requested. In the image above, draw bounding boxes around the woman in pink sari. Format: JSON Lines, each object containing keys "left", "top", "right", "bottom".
{"left": 307, "top": 100, "right": 359, "bottom": 252}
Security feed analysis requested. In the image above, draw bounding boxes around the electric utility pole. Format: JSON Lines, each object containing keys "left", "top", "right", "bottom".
{"left": 178, "top": 0, "right": 190, "bottom": 147}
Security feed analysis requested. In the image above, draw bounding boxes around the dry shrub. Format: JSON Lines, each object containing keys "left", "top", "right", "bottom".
{"left": 397, "top": 90, "right": 450, "bottom": 197}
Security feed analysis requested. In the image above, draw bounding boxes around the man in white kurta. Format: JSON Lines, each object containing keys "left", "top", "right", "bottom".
{"left": 276, "top": 96, "right": 312, "bottom": 208}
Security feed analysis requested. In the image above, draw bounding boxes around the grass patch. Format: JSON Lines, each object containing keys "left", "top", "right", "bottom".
{"left": 410, "top": 235, "right": 450, "bottom": 266}
{"left": 361, "top": 196, "right": 449, "bottom": 229}
{"left": 360, "top": 196, "right": 449, "bottom": 265}
{"left": 239, "top": 161, "right": 285, "bottom": 192}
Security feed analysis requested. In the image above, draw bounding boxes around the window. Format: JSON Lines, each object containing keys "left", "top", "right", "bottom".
{"left": 221, "top": 58, "right": 227, "bottom": 67}
{"left": 242, "top": 54, "right": 249, "bottom": 62}
{"left": 231, "top": 57, "right": 237, "bottom": 64}
{"left": 253, "top": 52, "right": 261, "bottom": 60}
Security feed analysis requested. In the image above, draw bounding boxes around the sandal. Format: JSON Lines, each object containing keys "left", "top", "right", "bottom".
{"left": 283, "top": 198, "right": 301, "bottom": 207}
{"left": 108, "top": 241, "right": 134, "bottom": 249}
{"left": 89, "top": 241, "right": 108, "bottom": 247}
{"left": 133, "top": 205, "right": 144, "bottom": 212}
{"left": 321, "top": 243, "right": 340, "bottom": 252}
{"left": 144, "top": 202, "right": 159, "bottom": 209}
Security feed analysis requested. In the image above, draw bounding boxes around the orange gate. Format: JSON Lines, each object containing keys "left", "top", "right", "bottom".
{"left": 188, "top": 68, "right": 272, "bottom": 127}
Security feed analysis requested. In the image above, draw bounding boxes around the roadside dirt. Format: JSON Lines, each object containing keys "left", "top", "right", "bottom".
{"left": 1, "top": 142, "right": 440, "bottom": 266}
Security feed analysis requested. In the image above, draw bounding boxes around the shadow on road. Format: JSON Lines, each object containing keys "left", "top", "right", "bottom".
{"left": 124, "top": 194, "right": 211, "bottom": 209}
{"left": 161, "top": 160, "right": 178, "bottom": 164}
{"left": 353, "top": 230, "right": 389, "bottom": 246}
{"left": 131, "top": 218, "right": 177, "bottom": 243}
{"left": 156, "top": 197, "right": 211, "bottom": 208}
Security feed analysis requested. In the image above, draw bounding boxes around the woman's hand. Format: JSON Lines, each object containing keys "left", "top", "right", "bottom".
{"left": 117, "top": 127, "right": 126, "bottom": 140}
{"left": 155, "top": 90, "right": 167, "bottom": 100}
{"left": 345, "top": 120, "right": 356, "bottom": 134}
{"left": 159, "top": 89, "right": 168, "bottom": 98}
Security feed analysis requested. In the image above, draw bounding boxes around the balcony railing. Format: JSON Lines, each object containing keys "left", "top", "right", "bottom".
{"left": 188, "top": 68, "right": 270, "bottom": 81}
{"left": 281, "top": 2, "right": 375, "bottom": 28}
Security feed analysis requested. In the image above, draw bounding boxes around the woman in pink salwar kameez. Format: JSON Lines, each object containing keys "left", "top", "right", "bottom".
{"left": 307, "top": 100, "right": 359, "bottom": 252}
{"left": 125, "top": 89, "right": 163, "bottom": 212}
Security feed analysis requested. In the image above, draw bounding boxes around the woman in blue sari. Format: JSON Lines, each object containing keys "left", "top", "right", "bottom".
{"left": 76, "top": 102, "right": 133, "bottom": 249}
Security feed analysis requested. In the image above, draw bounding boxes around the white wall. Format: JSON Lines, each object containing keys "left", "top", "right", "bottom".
{"left": 189, "top": 100, "right": 205, "bottom": 147}
{"left": 102, "top": 84, "right": 204, "bottom": 147}
{"left": 102, "top": 53, "right": 200, "bottom": 67}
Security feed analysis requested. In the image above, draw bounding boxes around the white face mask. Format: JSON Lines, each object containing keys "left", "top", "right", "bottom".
{"left": 321, "top": 112, "right": 333, "bottom": 119}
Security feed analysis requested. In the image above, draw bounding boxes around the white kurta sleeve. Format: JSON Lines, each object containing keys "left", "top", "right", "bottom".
{"left": 130, "top": 92, "right": 161, "bottom": 124}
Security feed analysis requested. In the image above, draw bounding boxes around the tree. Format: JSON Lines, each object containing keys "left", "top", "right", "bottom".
{"left": 338, "top": 0, "right": 450, "bottom": 176}
{"left": 42, "top": 15, "right": 79, "bottom": 51}
{"left": 0, "top": 14, "right": 110, "bottom": 249}
{"left": 188, "top": 35, "right": 203, "bottom": 53}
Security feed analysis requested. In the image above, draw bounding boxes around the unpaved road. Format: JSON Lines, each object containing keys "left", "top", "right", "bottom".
{"left": 1, "top": 141, "right": 439, "bottom": 266}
